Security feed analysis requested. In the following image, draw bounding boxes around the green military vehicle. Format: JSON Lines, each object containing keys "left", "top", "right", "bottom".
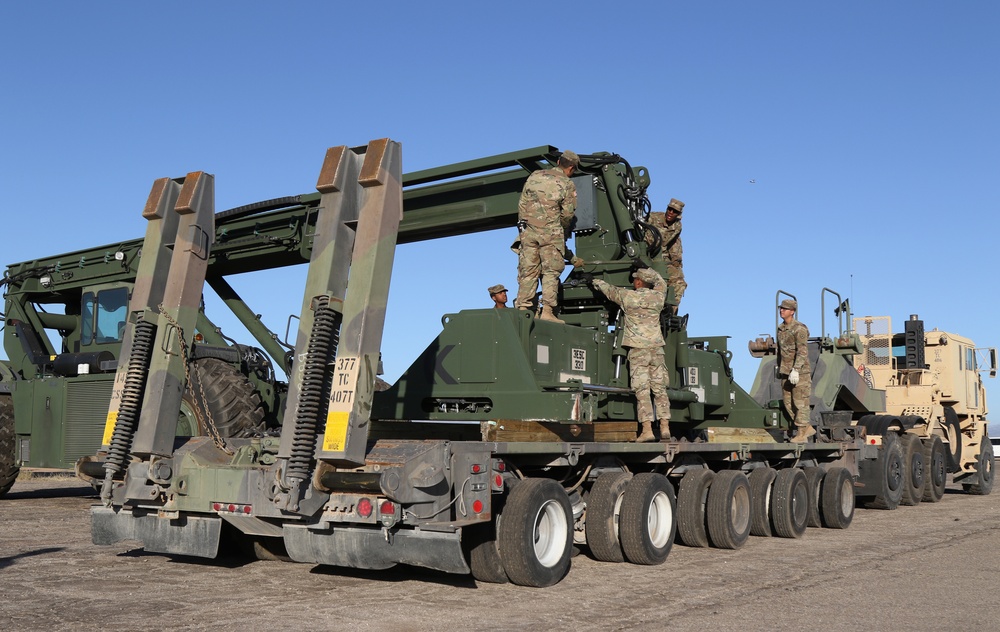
{"left": 88, "top": 139, "right": 904, "bottom": 588}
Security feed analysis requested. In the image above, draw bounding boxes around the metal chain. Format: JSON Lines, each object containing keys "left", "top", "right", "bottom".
{"left": 157, "top": 304, "right": 233, "bottom": 455}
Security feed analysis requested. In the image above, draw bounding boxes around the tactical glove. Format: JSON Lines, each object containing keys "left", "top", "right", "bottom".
{"left": 789, "top": 368, "right": 800, "bottom": 385}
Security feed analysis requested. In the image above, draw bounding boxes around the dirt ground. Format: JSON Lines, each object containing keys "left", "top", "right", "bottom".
{"left": 3, "top": 473, "right": 1000, "bottom": 632}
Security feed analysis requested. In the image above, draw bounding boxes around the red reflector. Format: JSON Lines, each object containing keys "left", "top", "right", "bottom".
{"left": 213, "top": 503, "right": 222, "bottom": 511}
{"left": 472, "top": 499, "right": 483, "bottom": 513}
{"left": 380, "top": 500, "right": 395, "bottom": 515}
{"left": 471, "top": 464, "right": 482, "bottom": 474}
{"left": 228, "top": 504, "right": 237, "bottom": 513}
{"left": 495, "top": 461, "right": 505, "bottom": 472}
{"left": 494, "top": 475, "right": 503, "bottom": 488}
{"left": 357, "top": 498, "right": 373, "bottom": 518}
{"left": 870, "top": 438, "right": 876, "bottom": 444}
{"left": 242, "top": 505, "right": 252, "bottom": 514}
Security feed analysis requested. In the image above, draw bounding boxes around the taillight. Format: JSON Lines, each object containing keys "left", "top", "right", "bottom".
{"left": 357, "top": 497, "right": 373, "bottom": 518}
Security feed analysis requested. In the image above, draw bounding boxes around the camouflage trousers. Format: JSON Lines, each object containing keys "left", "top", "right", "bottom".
{"left": 666, "top": 263, "right": 686, "bottom": 304}
{"left": 628, "top": 347, "right": 671, "bottom": 425}
{"left": 782, "top": 373, "right": 812, "bottom": 428}
{"left": 516, "top": 225, "right": 565, "bottom": 309}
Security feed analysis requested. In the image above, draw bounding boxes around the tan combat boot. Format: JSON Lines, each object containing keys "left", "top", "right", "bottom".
{"left": 538, "top": 305, "right": 565, "bottom": 324}
{"left": 659, "top": 421, "right": 671, "bottom": 442}
{"left": 635, "top": 422, "right": 655, "bottom": 443}
{"left": 790, "top": 425, "right": 816, "bottom": 443}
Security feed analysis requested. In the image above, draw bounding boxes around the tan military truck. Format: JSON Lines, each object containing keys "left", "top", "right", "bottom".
{"left": 853, "top": 314, "right": 996, "bottom": 500}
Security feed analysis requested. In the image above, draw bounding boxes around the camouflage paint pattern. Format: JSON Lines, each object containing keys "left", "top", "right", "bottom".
{"left": 592, "top": 268, "right": 667, "bottom": 348}
{"left": 131, "top": 172, "right": 215, "bottom": 457}
{"left": 318, "top": 139, "right": 403, "bottom": 466}
{"left": 102, "top": 178, "right": 183, "bottom": 446}
{"left": 628, "top": 346, "right": 671, "bottom": 425}
{"left": 515, "top": 167, "right": 576, "bottom": 309}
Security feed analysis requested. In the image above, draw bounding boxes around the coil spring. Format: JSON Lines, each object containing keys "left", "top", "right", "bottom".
{"left": 104, "top": 320, "right": 156, "bottom": 476}
{"left": 286, "top": 298, "right": 341, "bottom": 482}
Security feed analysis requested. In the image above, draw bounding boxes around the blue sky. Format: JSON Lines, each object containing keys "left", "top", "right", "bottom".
{"left": 2, "top": 2, "right": 998, "bottom": 411}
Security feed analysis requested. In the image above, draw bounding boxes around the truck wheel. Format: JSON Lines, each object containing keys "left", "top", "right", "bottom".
{"left": 748, "top": 467, "right": 777, "bottom": 537}
{"left": 899, "top": 434, "right": 925, "bottom": 506}
{"left": 943, "top": 406, "right": 962, "bottom": 472}
{"left": 497, "top": 478, "right": 572, "bottom": 587}
{"left": 463, "top": 521, "right": 509, "bottom": 584}
{"left": 771, "top": 468, "right": 808, "bottom": 538}
{"left": 820, "top": 466, "right": 854, "bottom": 529}
{"left": 585, "top": 471, "right": 632, "bottom": 563}
{"left": 963, "top": 437, "right": 994, "bottom": 496}
{"left": 866, "top": 435, "right": 903, "bottom": 510}
{"left": 802, "top": 467, "right": 825, "bottom": 528}
{"left": 184, "top": 358, "right": 266, "bottom": 438}
{"left": 921, "top": 435, "right": 947, "bottom": 502}
{"left": 0, "top": 395, "right": 18, "bottom": 497}
{"left": 676, "top": 469, "right": 714, "bottom": 547}
{"left": 706, "top": 470, "right": 751, "bottom": 549}
{"left": 619, "top": 473, "right": 676, "bottom": 565}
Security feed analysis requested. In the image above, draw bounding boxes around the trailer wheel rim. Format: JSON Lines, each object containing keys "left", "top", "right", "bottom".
{"left": 731, "top": 485, "right": 751, "bottom": 534}
{"left": 533, "top": 499, "right": 569, "bottom": 567}
{"left": 839, "top": 475, "right": 854, "bottom": 517}
{"left": 646, "top": 491, "right": 674, "bottom": 549}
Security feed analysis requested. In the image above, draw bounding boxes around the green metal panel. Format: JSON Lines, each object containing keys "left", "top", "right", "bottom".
{"left": 64, "top": 379, "right": 114, "bottom": 462}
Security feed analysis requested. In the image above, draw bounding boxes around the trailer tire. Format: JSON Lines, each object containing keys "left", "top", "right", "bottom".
{"left": 464, "top": 521, "right": 509, "bottom": 584}
{"left": 676, "top": 469, "right": 714, "bottom": 547}
{"left": 964, "top": 437, "right": 994, "bottom": 496}
{"left": 748, "top": 467, "right": 777, "bottom": 537}
{"left": 921, "top": 435, "right": 947, "bottom": 502}
{"left": 619, "top": 473, "right": 676, "bottom": 565}
{"left": 585, "top": 471, "right": 632, "bottom": 563}
{"left": 899, "top": 434, "right": 925, "bottom": 506}
{"left": 184, "top": 358, "right": 266, "bottom": 438}
{"left": 942, "top": 406, "right": 962, "bottom": 473}
{"left": 820, "top": 466, "right": 854, "bottom": 529}
{"left": 706, "top": 470, "right": 751, "bottom": 549}
{"left": 497, "top": 478, "right": 572, "bottom": 587}
{"left": 771, "top": 468, "right": 808, "bottom": 538}
{"left": 866, "top": 435, "right": 903, "bottom": 510}
{"left": 802, "top": 467, "right": 825, "bottom": 528}
{"left": 0, "top": 395, "right": 17, "bottom": 497}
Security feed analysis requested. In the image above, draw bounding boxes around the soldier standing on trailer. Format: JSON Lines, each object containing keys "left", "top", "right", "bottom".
{"left": 647, "top": 198, "right": 686, "bottom": 311}
{"left": 514, "top": 150, "right": 579, "bottom": 323}
{"left": 488, "top": 284, "right": 508, "bottom": 308}
{"left": 592, "top": 268, "right": 671, "bottom": 443}
{"left": 777, "top": 298, "right": 815, "bottom": 442}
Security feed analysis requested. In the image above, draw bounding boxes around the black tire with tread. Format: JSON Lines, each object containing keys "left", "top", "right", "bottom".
{"left": 0, "top": 395, "right": 17, "bottom": 497}
{"left": 771, "top": 468, "right": 808, "bottom": 539}
{"left": 496, "top": 478, "right": 572, "bottom": 587}
{"left": 866, "top": 435, "right": 903, "bottom": 510}
{"left": 706, "top": 470, "right": 751, "bottom": 549}
{"left": 820, "top": 466, "right": 854, "bottom": 529}
{"left": 899, "top": 434, "right": 925, "bottom": 506}
{"left": 964, "top": 436, "right": 995, "bottom": 496}
{"left": 585, "top": 472, "right": 633, "bottom": 563}
{"left": 676, "top": 469, "right": 714, "bottom": 548}
{"left": 186, "top": 358, "right": 266, "bottom": 437}
{"left": 921, "top": 435, "right": 947, "bottom": 502}
{"left": 619, "top": 473, "right": 676, "bottom": 565}
{"left": 464, "top": 521, "right": 509, "bottom": 584}
{"left": 802, "top": 467, "right": 825, "bottom": 528}
{"left": 748, "top": 467, "right": 777, "bottom": 537}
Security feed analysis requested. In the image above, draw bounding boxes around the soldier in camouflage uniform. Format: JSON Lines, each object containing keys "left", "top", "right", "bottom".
{"left": 488, "top": 284, "right": 508, "bottom": 308}
{"left": 646, "top": 198, "right": 686, "bottom": 311}
{"left": 515, "top": 150, "right": 579, "bottom": 323}
{"left": 777, "top": 298, "right": 814, "bottom": 442}
{"left": 592, "top": 268, "right": 671, "bottom": 442}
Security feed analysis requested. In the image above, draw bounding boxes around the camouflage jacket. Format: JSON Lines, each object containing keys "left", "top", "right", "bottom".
{"left": 777, "top": 319, "right": 810, "bottom": 375}
{"left": 593, "top": 270, "right": 666, "bottom": 348}
{"left": 518, "top": 167, "right": 577, "bottom": 229}
{"left": 647, "top": 212, "right": 682, "bottom": 266}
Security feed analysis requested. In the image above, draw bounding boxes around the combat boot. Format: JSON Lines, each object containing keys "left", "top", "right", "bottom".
{"left": 538, "top": 305, "right": 565, "bottom": 324}
{"left": 635, "top": 422, "right": 655, "bottom": 443}
{"left": 790, "top": 425, "right": 816, "bottom": 443}
{"left": 659, "top": 422, "right": 671, "bottom": 442}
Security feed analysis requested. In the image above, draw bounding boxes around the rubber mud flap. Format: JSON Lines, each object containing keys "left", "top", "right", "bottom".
{"left": 91, "top": 506, "right": 222, "bottom": 558}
